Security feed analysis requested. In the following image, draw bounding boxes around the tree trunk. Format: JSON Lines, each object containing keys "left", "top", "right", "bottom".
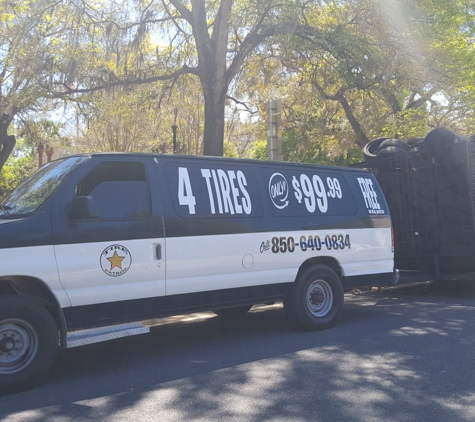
{"left": 188, "top": 0, "right": 232, "bottom": 157}
{"left": 335, "top": 91, "right": 369, "bottom": 148}
{"left": 381, "top": 88, "right": 402, "bottom": 115}
{"left": 0, "top": 114, "right": 16, "bottom": 173}
{"left": 199, "top": 62, "right": 227, "bottom": 156}
{"left": 202, "top": 89, "right": 226, "bottom": 156}
{"left": 312, "top": 81, "right": 370, "bottom": 149}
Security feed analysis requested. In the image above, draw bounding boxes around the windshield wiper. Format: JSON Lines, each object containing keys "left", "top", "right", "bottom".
{"left": 0, "top": 203, "right": 11, "bottom": 216}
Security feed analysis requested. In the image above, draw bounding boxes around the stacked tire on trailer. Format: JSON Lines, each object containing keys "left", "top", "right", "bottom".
{"left": 364, "top": 127, "right": 475, "bottom": 274}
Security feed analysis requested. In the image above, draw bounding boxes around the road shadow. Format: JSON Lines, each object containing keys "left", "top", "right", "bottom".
{"left": 2, "top": 282, "right": 475, "bottom": 421}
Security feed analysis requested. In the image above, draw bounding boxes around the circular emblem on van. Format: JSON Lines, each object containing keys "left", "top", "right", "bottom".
{"left": 100, "top": 245, "right": 132, "bottom": 277}
{"left": 269, "top": 172, "right": 289, "bottom": 209}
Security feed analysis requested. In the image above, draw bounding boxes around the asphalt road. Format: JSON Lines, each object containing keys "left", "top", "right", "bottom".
{"left": 1, "top": 281, "right": 475, "bottom": 422}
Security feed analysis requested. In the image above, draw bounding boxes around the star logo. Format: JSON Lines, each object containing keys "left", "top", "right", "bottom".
{"left": 100, "top": 245, "right": 132, "bottom": 277}
{"left": 107, "top": 251, "right": 125, "bottom": 270}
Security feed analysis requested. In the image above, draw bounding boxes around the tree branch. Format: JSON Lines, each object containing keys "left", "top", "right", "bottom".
{"left": 49, "top": 65, "right": 198, "bottom": 97}
{"left": 404, "top": 86, "right": 439, "bottom": 109}
{"left": 226, "top": 20, "right": 298, "bottom": 87}
{"left": 311, "top": 81, "right": 369, "bottom": 147}
{"left": 226, "top": 95, "right": 258, "bottom": 115}
{"left": 168, "top": 0, "right": 193, "bottom": 23}
{"left": 212, "top": 0, "right": 232, "bottom": 78}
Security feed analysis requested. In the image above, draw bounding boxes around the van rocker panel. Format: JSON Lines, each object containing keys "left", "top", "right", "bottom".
{"left": 62, "top": 270, "right": 393, "bottom": 331}
{"left": 62, "top": 282, "right": 292, "bottom": 330}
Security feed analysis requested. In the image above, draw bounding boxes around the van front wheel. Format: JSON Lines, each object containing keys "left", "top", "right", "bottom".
{"left": 284, "top": 265, "right": 344, "bottom": 331}
{"left": 0, "top": 296, "right": 58, "bottom": 395}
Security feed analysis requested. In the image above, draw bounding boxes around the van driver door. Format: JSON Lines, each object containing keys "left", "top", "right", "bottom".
{"left": 51, "top": 157, "right": 165, "bottom": 315}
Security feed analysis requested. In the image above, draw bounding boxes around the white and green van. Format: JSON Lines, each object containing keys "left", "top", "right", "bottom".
{"left": 0, "top": 153, "right": 394, "bottom": 393}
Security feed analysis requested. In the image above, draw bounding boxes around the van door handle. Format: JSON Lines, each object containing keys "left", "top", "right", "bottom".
{"left": 156, "top": 244, "right": 161, "bottom": 260}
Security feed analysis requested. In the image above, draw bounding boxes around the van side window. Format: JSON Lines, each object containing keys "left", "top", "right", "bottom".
{"left": 76, "top": 161, "right": 151, "bottom": 219}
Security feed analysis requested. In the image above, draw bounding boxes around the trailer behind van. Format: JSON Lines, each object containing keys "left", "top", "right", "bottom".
{"left": 367, "top": 136, "right": 475, "bottom": 283}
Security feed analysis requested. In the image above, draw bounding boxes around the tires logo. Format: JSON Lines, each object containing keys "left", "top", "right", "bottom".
{"left": 356, "top": 177, "right": 384, "bottom": 214}
{"left": 100, "top": 245, "right": 132, "bottom": 277}
{"left": 269, "top": 172, "right": 289, "bottom": 209}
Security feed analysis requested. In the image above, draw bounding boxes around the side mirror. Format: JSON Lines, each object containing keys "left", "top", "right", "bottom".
{"left": 71, "top": 196, "right": 99, "bottom": 220}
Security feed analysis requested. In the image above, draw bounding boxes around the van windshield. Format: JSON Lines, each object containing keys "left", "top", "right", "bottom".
{"left": 0, "top": 157, "right": 87, "bottom": 217}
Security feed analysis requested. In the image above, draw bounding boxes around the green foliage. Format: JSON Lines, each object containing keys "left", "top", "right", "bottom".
{"left": 3, "top": 0, "right": 475, "bottom": 174}
{"left": 251, "top": 139, "right": 268, "bottom": 161}
{"left": 0, "top": 119, "right": 69, "bottom": 199}
{"left": 72, "top": 76, "right": 205, "bottom": 155}
{"left": 19, "top": 119, "right": 71, "bottom": 151}
{"left": 381, "top": 108, "right": 432, "bottom": 140}
{"left": 0, "top": 140, "right": 35, "bottom": 199}
{"left": 223, "top": 140, "right": 238, "bottom": 158}
{"left": 281, "top": 130, "right": 363, "bottom": 165}
{"left": 251, "top": 132, "right": 363, "bottom": 166}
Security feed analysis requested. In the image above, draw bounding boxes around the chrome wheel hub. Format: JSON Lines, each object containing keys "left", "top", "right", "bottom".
{"left": 0, "top": 319, "right": 38, "bottom": 374}
{"left": 306, "top": 280, "right": 333, "bottom": 317}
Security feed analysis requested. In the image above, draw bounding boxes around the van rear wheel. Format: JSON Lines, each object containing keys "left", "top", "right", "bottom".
{"left": 284, "top": 265, "right": 344, "bottom": 331}
{"left": 0, "top": 296, "right": 58, "bottom": 395}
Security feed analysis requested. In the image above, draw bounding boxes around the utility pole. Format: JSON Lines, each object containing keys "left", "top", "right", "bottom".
{"left": 266, "top": 100, "right": 282, "bottom": 161}
{"left": 170, "top": 108, "right": 179, "bottom": 154}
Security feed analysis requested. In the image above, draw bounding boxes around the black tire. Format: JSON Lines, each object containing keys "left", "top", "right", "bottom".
{"left": 408, "top": 140, "right": 428, "bottom": 151}
{"left": 363, "top": 137, "right": 389, "bottom": 163}
{"left": 455, "top": 134, "right": 470, "bottom": 143}
{"left": 376, "top": 146, "right": 408, "bottom": 158}
{"left": 284, "top": 265, "right": 344, "bottom": 331}
{"left": 375, "top": 169, "right": 403, "bottom": 188}
{"left": 407, "top": 141, "right": 432, "bottom": 167}
{"left": 376, "top": 139, "right": 412, "bottom": 153}
{"left": 407, "top": 137, "right": 424, "bottom": 146}
{"left": 424, "top": 127, "right": 457, "bottom": 151}
{"left": 213, "top": 305, "right": 252, "bottom": 319}
{"left": 0, "top": 295, "right": 58, "bottom": 395}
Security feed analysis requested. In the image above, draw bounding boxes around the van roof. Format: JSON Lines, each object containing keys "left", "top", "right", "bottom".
{"left": 63, "top": 152, "right": 371, "bottom": 174}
